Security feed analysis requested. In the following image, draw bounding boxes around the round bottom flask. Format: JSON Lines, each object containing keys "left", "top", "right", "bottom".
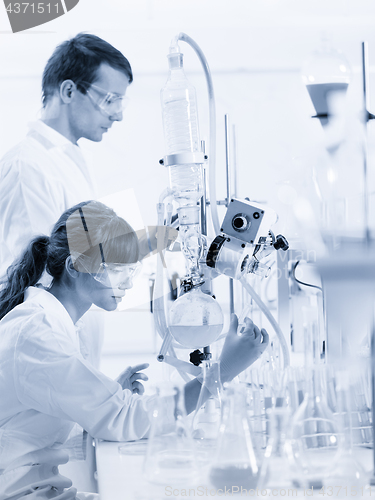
{"left": 169, "top": 288, "right": 224, "bottom": 348}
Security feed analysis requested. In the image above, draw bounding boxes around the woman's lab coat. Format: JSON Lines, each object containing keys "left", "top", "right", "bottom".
{"left": 0, "top": 287, "right": 158, "bottom": 499}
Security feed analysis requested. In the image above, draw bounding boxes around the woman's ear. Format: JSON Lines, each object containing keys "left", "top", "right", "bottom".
{"left": 65, "top": 256, "right": 80, "bottom": 279}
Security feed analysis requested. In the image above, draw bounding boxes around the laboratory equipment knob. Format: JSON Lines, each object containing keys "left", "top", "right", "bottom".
{"left": 274, "top": 234, "right": 289, "bottom": 251}
{"left": 190, "top": 349, "right": 204, "bottom": 366}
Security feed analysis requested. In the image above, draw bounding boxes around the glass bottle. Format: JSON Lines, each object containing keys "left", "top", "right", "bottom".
{"left": 143, "top": 382, "right": 199, "bottom": 485}
{"left": 288, "top": 365, "right": 340, "bottom": 489}
{"left": 209, "top": 382, "right": 259, "bottom": 490}
{"left": 258, "top": 407, "right": 295, "bottom": 490}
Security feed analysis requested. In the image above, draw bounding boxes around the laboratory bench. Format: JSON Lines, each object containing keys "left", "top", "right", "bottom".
{"left": 95, "top": 439, "right": 374, "bottom": 500}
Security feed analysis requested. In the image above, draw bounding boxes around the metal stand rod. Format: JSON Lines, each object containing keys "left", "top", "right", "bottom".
{"left": 200, "top": 140, "right": 208, "bottom": 236}
{"left": 225, "top": 114, "right": 235, "bottom": 315}
{"left": 361, "top": 42, "right": 371, "bottom": 245}
{"left": 362, "top": 41, "right": 375, "bottom": 484}
{"left": 371, "top": 314, "right": 375, "bottom": 485}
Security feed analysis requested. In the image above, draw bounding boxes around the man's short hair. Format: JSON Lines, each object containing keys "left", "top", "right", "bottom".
{"left": 42, "top": 33, "right": 133, "bottom": 106}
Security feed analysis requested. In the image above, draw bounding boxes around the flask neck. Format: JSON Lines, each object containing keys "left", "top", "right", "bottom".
{"left": 168, "top": 52, "right": 184, "bottom": 70}
{"left": 221, "top": 389, "right": 247, "bottom": 429}
{"left": 268, "top": 409, "right": 290, "bottom": 455}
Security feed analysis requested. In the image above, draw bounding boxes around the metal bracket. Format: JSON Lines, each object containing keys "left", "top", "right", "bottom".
{"left": 159, "top": 152, "right": 207, "bottom": 166}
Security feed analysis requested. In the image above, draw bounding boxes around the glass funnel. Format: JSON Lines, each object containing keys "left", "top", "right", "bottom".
{"left": 143, "top": 382, "right": 199, "bottom": 485}
{"left": 209, "top": 382, "right": 259, "bottom": 491}
{"left": 302, "top": 39, "right": 351, "bottom": 127}
{"left": 169, "top": 287, "right": 224, "bottom": 348}
{"left": 288, "top": 365, "right": 340, "bottom": 489}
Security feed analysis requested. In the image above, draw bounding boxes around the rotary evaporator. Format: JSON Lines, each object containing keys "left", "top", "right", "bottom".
{"left": 152, "top": 33, "right": 290, "bottom": 379}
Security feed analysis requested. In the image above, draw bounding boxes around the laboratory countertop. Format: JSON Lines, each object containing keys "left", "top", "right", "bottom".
{"left": 95, "top": 440, "right": 374, "bottom": 500}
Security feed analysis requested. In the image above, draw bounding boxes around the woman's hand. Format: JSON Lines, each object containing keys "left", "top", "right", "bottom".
{"left": 219, "top": 314, "right": 269, "bottom": 383}
{"left": 116, "top": 363, "right": 149, "bottom": 395}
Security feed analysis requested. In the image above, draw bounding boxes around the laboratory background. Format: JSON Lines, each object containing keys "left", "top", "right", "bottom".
{"left": 2, "top": 0, "right": 375, "bottom": 497}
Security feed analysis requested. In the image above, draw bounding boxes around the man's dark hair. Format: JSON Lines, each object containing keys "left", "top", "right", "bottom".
{"left": 42, "top": 33, "right": 133, "bottom": 106}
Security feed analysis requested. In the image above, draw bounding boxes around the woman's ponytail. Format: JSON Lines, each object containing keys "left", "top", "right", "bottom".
{"left": 0, "top": 236, "right": 49, "bottom": 320}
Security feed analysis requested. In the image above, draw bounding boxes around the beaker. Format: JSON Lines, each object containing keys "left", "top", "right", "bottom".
{"left": 288, "top": 365, "right": 340, "bottom": 489}
{"left": 143, "top": 382, "right": 199, "bottom": 485}
{"left": 169, "top": 287, "right": 224, "bottom": 348}
{"left": 192, "top": 360, "right": 222, "bottom": 448}
{"left": 258, "top": 407, "right": 295, "bottom": 490}
{"left": 209, "top": 382, "right": 259, "bottom": 490}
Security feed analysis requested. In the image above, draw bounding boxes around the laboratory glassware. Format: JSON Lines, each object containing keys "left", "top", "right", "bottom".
{"left": 192, "top": 360, "right": 222, "bottom": 445}
{"left": 168, "top": 287, "right": 224, "bottom": 348}
{"left": 209, "top": 382, "right": 259, "bottom": 490}
{"left": 288, "top": 365, "right": 339, "bottom": 489}
{"left": 161, "top": 50, "right": 203, "bottom": 206}
{"left": 258, "top": 407, "right": 295, "bottom": 490}
{"left": 143, "top": 382, "right": 199, "bottom": 485}
{"left": 325, "top": 368, "right": 366, "bottom": 488}
{"left": 302, "top": 38, "right": 351, "bottom": 127}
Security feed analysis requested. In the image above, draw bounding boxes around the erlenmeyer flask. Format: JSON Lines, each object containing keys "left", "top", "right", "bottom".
{"left": 288, "top": 365, "right": 339, "bottom": 489}
{"left": 209, "top": 382, "right": 259, "bottom": 490}
{"left": 143, "top": 382, "right": 199, "bottom": 485}
{"left": 258, "top": 407, "right": 294, "bottom": 490}
{"left": 192, "top": 360, "right": 222, "bottom": 444}
{"left": 325, "top": 368, "right": 366, "bottom": 487}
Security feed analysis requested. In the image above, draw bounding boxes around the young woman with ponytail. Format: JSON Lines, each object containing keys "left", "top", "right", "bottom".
{"left": 0, "top": 200, "right": 268, "bottom": 499}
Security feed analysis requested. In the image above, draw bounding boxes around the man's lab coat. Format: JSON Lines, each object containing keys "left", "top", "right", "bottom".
{"left": 0, "top": 120, "right": 95, "bottom": 278}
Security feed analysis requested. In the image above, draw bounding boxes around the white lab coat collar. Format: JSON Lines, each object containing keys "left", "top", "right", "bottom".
{"left": 27, "top": 120, "right": 76, "bottom": 150}
{"left": 25, "top": 286, "right": 75, "bottom": 329}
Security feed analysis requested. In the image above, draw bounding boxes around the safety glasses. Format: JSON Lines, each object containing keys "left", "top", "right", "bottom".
{"left": 78, "top": 81, "right": 130, "bottom": 117}
{"left": 92, "top": 261, "right": 142, "bottom": 287}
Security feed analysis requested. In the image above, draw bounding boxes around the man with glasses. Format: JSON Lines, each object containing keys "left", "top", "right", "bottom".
{"left": 0, "top": 33, "right": 132, "bottom": 282}
{"left": 0, "top": 33, "right": 133, "bottom": 493}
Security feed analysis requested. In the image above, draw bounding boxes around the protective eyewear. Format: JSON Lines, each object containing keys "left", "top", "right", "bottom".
{"left": 93, "top": 261, "right": 142, "bottom": 287}
{"left": 78, "top": 82, "right": 130, "bottom": 117}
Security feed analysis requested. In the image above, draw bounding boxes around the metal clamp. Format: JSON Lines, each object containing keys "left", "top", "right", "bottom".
{"left": 159, "top": 152, "right": 207, "bottom": 166}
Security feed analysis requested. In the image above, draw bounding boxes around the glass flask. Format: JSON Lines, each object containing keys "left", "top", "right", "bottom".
{"left": 169, "top": 287, "right": 224, "bottom": 348}
{"left": 209, "top": 382, "right": 259, "bottom": 490}
{"left": 192, "top": 360, "right": 222, "bottom": 445}
{"left": 301, "top": 38, "right": 351, "bottom": 127}
{"left": 325, "top": 368, "right": 366, "bottom": 487}
{"left": 288, "top": 365, "right": 340, "bottom": 489}
{"left": 143, "top": 382, "right": 199, "bottom": 485}
{"left": 258, "top": 407, "right": 295, "bottom": 490}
